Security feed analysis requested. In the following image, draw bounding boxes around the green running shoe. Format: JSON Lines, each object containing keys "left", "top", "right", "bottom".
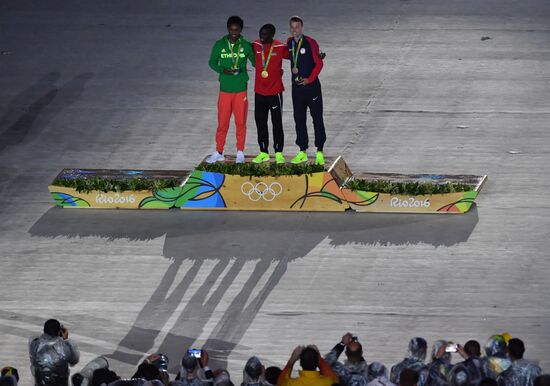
{"left": 252, "top": 151, "right": 270, "bottom": 163}
{"left": 291, "top": 151, "right": 308, "bottom": 164}
{"left": 275, "top": 152, "right": 286, "bottom": 164}
{"left": 316, "top": 151, "right": 325, "bottom": 166}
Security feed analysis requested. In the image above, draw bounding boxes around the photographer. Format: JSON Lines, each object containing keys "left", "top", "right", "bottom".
{"left": 324, "top": 333, "right": 369, "bottom": 386}
{"left": 390, "top": 338, "right": 428, "bottom": 386}
{"left": 174, "top": 349, "right": 213, "bottom": 386}
{"left": 29, "top": 319, "right": 80, "bottom": 386}
{"left": 278, "top": 345, "right": 338, "bottom": 386}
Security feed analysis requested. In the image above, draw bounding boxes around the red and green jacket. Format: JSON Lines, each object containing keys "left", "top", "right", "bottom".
{"left": 209, "top": 35, "right": 255, "bottom": 93}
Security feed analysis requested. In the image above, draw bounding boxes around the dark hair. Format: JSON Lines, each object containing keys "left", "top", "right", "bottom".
{"left": 300, "top": 347, "right": 319, "bottom": 371}
{"left": 227, "top": 16, "right": 244, "bottom": 30}
{"left": 44, "top": 319, "right": 61, "bottom": 336}
{"left": 91, "top": 368, "right": 119, "bottom": 386}
{"left": 71, "top": 373, "right": 84, "bottom": 386}
{"left": 265, "top": 366, "right": 282, "bottom": 385}
{"left": 345, "top": 342, "right": 363, "bottom": 361}
{"left": 132, "top": 363, "right": 160, "bottom": 381}
{"left": 507, "top": 338, "right": 525, "bottom": 360}
{"left": 534, "top": 375, "right": 550, "bottom": 386}
{"left": 478, "top": 379, "right": 498, "bottom": 386}
{"left": 464, "top": 340, "right": 481, "bottom": 357}
{"left": 260, "top": 24, "right": 276, "bottom": 35}
{"left": 289, "top": 16, "right": 304, "bottom": 26}
{"left": 399, "top": 369, "right": 419, "bottom": 386}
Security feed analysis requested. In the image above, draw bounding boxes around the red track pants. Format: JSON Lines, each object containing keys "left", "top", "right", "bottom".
{"left": 215, "top": 91, "right": 248, "bottom": 153}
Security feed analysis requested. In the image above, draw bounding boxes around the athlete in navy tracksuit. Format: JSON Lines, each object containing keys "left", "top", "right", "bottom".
{"left": 287, "top": 16, "right": 326, "bottom": 165}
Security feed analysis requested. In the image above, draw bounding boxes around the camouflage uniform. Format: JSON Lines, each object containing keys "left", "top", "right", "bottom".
{"left": 325, "top": 343, "right": 369, "bottom": 386}
{"left": 496, "top": 359, "right": 542, "bottom": 386}
{"left": 480, "top": 336, "right": 512, "bottom": 380}
{"left": 366, "top": 362, "right": 396, "bottom": 386}
{"left": 29, "top": 334, "right": 79, "bottom": 386}
{"left": 390, "top": 338, "right": 429, "bottom": 386}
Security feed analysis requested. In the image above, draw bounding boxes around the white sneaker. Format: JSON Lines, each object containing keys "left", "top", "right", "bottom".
{"left": 236, "top": 150, "right": 245, "bottom": 164}
{"left": 206, "top": 151, "right": 224, "bottom": 163}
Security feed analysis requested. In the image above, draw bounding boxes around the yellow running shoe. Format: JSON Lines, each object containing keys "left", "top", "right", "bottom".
{"left": 316, "top": 151, "right": 325, "bottom": 166}
{"left": 275, "top": 152, "right": 286, "bottom": 164}
{"left": 291, "top": 151, "right": 308, "bottom": 164}
{"left": 252, "top": 152, "right": 270, "bottom": 163}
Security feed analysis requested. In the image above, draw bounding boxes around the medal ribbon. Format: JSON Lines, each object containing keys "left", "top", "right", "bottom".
{"left": 261, "top": 43, "right": 275, "bottom": 72}
{"left": 291, "top": 37, "right": 303, "bottom": 70}
{"left": 227, "top": 37, "right": 242, "bottom": 70}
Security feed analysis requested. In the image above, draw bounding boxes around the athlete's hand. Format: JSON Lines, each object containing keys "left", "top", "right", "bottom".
{"left": 297, "top": 78, "right": 309, "bottom": 86}
{"left": 319, "top": 52, "right": 326, "bottom": 60}
{"left": 223, "top": 68, "right": 235, "bottom": 74}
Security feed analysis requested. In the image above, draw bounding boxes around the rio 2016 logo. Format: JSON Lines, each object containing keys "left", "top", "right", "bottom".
{"left": 241, "top": 182, "right": 283, "bottom": 202}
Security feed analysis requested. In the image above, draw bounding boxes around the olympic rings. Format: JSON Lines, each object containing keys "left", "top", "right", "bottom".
{"left": 241, "top": 181, "right": 283, "bottom": 202}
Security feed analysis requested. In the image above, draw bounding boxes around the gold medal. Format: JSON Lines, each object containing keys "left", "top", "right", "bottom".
{"left": 261, "top": 70, "right": 269, "bottom": 78}
{"left": 292, "top": 67, "right": 299, "bottom": 75}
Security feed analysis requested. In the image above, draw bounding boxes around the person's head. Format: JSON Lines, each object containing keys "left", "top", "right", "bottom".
{"left": 534, "top": 374, "right": 550, "bottom": 386}
{"left": 214, "top": 370, "right": 232, "bottom": 386}
{"left": 0, "top": 369, "right": 17, "bottom": 383}
{"left": 259, "top": 24, "right": 275, "bottom": 44}
{"left": 181, "top": 353, "right": 199, "bottom": 373}
{"left": 432, "top": 340, "right": 451, "bottom": 362}
{"left": 44, "top": 318, "right": 62, "bottom": 337}
{"left": 485, "top": 335, "right": 507, "bottom": 358}
{"left": 478, "top": 378, "right": 498, "bottom": 386}
{"left": 407, "top": 337, "right": 428, "bottom": 361}
{"left": 345, "top": 341, "right": 363, "bottom": 362}
{"left": 367, "top": 362, "right": 387, "bottom": 380}
{"left": 71, "top": 373, "right": 84, "bottom": 386}
{"left": 299, "top": 347, "right": 319, "bottom": 371}
{"left": 227, "top": 16, "right": 243, "bottom": 41}
{"left": 135, "top": 363, "right": 160, "bottom": 381}
{"left": 244, "top": 356, "right": 263, "bottom": 383}
{"left": 447, "top": 364, "right": 470, "bottom": 386}
{"left": 464, "top": 340, "right": 481, "bottom": 358}
{"left": 289, "top": 16, "right": 303, "bottom": 39}
{"left": 91, "top": 368, "right": 119, "bottom": 386}
{"left": 507, "top": 338, "right": 525, "bottom": 361}
{"left": 399, "top": 368, "right": 419, "bottom": 386}
{"left": 264, "top": 367, "right": 282, "bottom": 386}
{"left": 0, "top": 368, "right": 18, "bottom": 386}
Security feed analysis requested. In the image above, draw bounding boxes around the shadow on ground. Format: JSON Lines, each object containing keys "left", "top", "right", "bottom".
{"left": 0, "top": 72, "right": 94, "bottom": 153}
{"left": 28, "top": 207, "right": 478, "bottom": 370}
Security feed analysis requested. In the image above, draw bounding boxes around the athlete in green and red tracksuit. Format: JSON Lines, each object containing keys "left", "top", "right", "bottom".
{"left": 207, "top": 16, "right": 255, "bottom": 164}
{"left": 251, "top": 24, "right": 289, "bottom": 164}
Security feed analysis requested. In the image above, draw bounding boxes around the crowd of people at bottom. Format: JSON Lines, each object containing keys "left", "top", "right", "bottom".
{"left": 0, "top": 319, "right": 548, "bottom": 386}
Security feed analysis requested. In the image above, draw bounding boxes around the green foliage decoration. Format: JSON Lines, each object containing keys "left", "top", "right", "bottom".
{"left": 196, "top": 162, "right": 325, "bottom": 177}
{"left": 346, "top": 179, "right": 473, "bottom": 195}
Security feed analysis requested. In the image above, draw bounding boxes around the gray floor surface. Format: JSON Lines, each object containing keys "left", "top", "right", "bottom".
{"left": 1, "top": 0, "right": 549, "bottom": 383}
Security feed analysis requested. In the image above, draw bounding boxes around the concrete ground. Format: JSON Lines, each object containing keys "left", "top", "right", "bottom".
{"left": 1, "top": 0, "right": 549, "bottom": 383}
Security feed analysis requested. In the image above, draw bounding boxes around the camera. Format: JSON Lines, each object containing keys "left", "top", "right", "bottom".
{"left": 351, "top": 336, "right": 358, "bottom": 342}
{"left": 445, "top": 343, "right": 458, "bottom": 353}
{"left": 151, "top": 354, "right": 169, "bottom": 372}
{"left": 187, "top": 348, "right": 202, "bottom": 358}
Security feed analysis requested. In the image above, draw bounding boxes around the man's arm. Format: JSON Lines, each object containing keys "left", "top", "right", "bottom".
{"left": 278, "top": 346, "right": 303, "bottom": 386}
{"left": 318, "top": 357, "right": 339, "bottom": 384}
{"left": 247, "top": 41, "right": 256, "bottom": 68}
{"left": 199, "top": 349, "right": 214, "bottom": 382}
{"left": 304, "top": 37, "right": 324, "bottom": 83}
{"left": 208, "top": 42, "right": 223, "bottom": 74}
{"left": 63, "top": 339, "right": 80, "bottom": 366}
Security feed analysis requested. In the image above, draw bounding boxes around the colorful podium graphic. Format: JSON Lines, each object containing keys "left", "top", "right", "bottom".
{"left": 48, "top": 156, "right": 487, "bottom": 214}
